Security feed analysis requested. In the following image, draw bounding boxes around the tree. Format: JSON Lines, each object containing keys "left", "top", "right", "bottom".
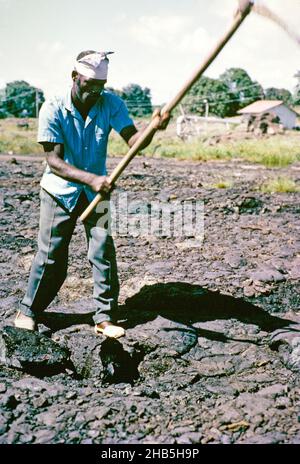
{"left": 1, "top": 81, "right": 45, "bottom": 117}
{"left": 220, "top": 68, "right": 264, "bottom": 115}
{"left": 182, "top": 76, "right": 232, "bottom": 118}
{"left": 0, "top": 88, "right": 9, "bottom": 118}
{"left": 181, "top": 68, "right": 265, "bottom": 118}
{"left": 120, "top": 83, "right": 152, "bottom": 117}
{"left": 293, "top": 71, "right": 300, "bottom": 105}
{"left": 264, "top": 87, "right": 293, "bottom": 105}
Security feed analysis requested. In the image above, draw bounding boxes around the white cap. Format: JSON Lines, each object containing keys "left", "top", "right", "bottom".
{"left": 74, "top": 51, "right": 114, "bottom": 80}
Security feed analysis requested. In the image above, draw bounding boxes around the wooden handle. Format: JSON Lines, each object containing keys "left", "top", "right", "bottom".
{"left": 80, "top": 4, "right": 253, "bottom": 222}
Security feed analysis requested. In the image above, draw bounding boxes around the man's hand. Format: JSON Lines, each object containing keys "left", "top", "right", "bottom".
{"left": 151, "top": 108, "right": 171, "bottom": 131}
{"left": 89, "top": 175, "right": 112, "bottom": 194}
{"left": 120, "top": 110, "right": 171, "bottom": 150}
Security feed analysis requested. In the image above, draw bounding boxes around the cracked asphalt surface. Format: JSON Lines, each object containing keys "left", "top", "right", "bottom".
{"left": 0, "top": 154, "right": 299, "bottom": 444}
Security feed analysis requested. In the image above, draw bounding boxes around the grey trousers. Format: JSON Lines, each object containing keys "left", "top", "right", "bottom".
{"left": 19, "top": 188, "right": 119, "bottom": 324}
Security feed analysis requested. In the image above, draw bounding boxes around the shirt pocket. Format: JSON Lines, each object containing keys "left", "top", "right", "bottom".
{"left": 95, "top": 126, "right": 105, "bottom": 143}
{"left": 94, "top": 126, "right": 108, "bottom": 158}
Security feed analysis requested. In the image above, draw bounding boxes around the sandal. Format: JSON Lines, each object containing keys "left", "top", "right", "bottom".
{"left": 94, "top": 322, "right": 125, "bottom": 339}
{"left": 14, "top": 311, "right": 36, "bottom": 331}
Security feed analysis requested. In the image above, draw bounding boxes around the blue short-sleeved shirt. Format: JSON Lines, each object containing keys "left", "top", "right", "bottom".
{"left": 38, "top": 88, "right": 134, "bottom": 211}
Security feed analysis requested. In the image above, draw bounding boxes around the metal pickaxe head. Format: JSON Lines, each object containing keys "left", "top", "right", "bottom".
{"left": 247, "top": 0, "right": 300, "bottom": 46}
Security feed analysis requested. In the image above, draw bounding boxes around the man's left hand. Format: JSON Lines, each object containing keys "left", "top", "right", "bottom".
{"left": 151, "top": 109, "right": 171, "bottom": 131}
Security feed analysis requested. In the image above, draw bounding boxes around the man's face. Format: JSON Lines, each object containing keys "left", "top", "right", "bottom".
{"left": 72, "top": 73, "right": 107, "bottom": 105}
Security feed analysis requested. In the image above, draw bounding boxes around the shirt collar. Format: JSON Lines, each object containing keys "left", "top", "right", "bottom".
{"left": 65, "top": 87, "right": 73, "bottom": 112}
{"left": 65, "top": 88, "right": 102, "bottom": 123}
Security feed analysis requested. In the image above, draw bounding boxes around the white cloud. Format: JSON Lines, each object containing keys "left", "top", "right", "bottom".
{"left": 23, "top": 41, "right": 72, "bottom": 97}
{"left": 195, "top": 0, "right": 234, "bottom": 19}
{"left": 36, "top": 41, "right": 66, "bottom": 64}
{"left": 35, "top": 41, "right": 73, "bottom": 74}
{"left": 37, "top": 41, "right": 64, "bottom": 53}
{"left": 2, "top": 0, "right": 298, "bottom": 104}
{"left": 198, "top": 1, "right": 300, "bottom": 93}
{"left": 178, "top": 27, "right": 214, "bottom": 53}
{"left": 121, "top": 1, "right": 299, "bottom": 103}
{"left": 130, "top": 15, "right": 189, "bottom": 47}
{"left": 113, "top": 13, "right": 127, "bottom": 24}
{"left": 129, "top": 15, "right": 215, "bottom": 56}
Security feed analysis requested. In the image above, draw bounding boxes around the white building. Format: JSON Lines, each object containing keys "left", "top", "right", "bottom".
{"left": 238, "top": 100, "right": 298, "bottom": 129}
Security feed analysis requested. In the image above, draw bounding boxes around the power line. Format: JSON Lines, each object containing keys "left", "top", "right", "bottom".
{"left": 208, "top": 95, "right": 257, "bottom": 106}
{"left": 124, "top": 93, "right": 260, "bottom": 108}
{"left": 120, "top": 83, "right": 263, "bottom": 105}
{"left": 182, "top": 83, "right": 263, "bottom": 102}
{"left": 0, "top": 82, "right": 263, "bottom": 105}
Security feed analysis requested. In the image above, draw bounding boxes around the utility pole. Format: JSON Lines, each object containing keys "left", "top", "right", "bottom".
{"left": 203, "top": 99, "right": 209, "bottom": 118}
{"left": 179, "top": 104, "right": 185, "bottom": 116}
{"left": 35, "top": 89, "right": 39, "bottom": 118}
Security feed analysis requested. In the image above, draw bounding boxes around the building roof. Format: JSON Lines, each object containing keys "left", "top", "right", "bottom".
{"left": 238, "top": 100, "right": 297, "bottom": 115}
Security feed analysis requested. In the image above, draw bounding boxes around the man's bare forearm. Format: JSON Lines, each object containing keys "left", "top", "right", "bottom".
{"left": 47, "top": 152, "right": 95, "bottom": 185}
{"left": 126, "top": 111, "right": 170, "bottom": 150}
{"left": 127, "top": 126, "right": 156, "bottom": 150}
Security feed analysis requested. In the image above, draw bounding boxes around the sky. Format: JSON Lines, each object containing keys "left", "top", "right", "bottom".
{"left": 0, "top": 0, "right": 300, "bottom": 104}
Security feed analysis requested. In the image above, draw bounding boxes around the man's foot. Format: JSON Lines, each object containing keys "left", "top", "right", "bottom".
{"left": 94, "top": 321, "right": 125, "bottom": 339}
{"left": 14, "top": 311, "right": 36, "bottom": 331}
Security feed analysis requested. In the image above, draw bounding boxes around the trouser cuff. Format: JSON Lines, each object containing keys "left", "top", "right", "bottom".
{"left": 93, "top": 313, "right": 113, "bottom": 324}
{"left": 18, "top": 304, "right": 37, "bottom": 319}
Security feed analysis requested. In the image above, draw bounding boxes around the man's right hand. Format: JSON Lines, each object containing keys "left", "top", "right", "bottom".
{"left": 89, "top": 175, "right": 112, "bottom": 194}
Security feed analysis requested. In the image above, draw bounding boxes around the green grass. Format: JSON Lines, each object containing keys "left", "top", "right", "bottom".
{"left": 260, "top": 176, "right": 300, "bottom": 193}
{"left": 227, "top": 138, "right": 300, "bottom": 168}
{"left": 211, "top": 179, "right": 234, "bottom": 189}
{"left": 0, "top": 118, "right": 42, "bottom": 154}
{"left": 140, "top": 136, "right": 300, "bottom": 168}
{"left": 108, "top": 133, "right": 300, "bottom": 168}
{"left": 1, "top": 118, "right": 300, "bottom": 169}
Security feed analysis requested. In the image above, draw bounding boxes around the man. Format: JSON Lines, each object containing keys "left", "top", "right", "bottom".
{"left": 14, "top": 50, "right": 169, "bottom": 338}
